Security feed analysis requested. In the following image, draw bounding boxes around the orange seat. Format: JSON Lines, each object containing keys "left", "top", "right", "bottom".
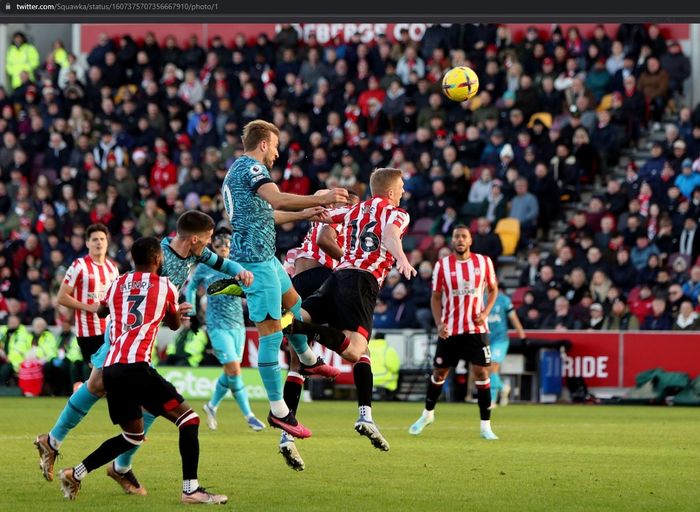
{"left": 494, "top": 218, "right": 521, "bottom": 256}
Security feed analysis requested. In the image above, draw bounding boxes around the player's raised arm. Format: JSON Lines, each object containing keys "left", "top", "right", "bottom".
{"left": 258, "top": 183, "right": 348, "bottom": 211}
{"left": 273, "top": 206, "right": 329, "bottom": 225}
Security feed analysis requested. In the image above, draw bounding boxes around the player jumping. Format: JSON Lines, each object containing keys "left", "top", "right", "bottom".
{"left": 209, "top": 119, "right": 347, "bottom": 438}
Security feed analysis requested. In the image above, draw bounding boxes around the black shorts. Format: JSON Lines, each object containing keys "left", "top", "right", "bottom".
{"left": 302, "top": 269, "right": 379, "bottom": 338}
{"left": 103, "top": 363, "right": 184, "bottom": 425}
{"left": 77, "top": 335, "right": 104, "bottom": 362}
{"left": 292, "top": 266, "right": 333, "bottom": 300}
{"left": 433, "top": 333, "right": 492, "bottom": 368}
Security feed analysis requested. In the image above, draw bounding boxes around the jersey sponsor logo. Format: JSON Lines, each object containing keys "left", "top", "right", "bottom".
{"left": 251, "top": 174, "right": 266, "bottom": 184}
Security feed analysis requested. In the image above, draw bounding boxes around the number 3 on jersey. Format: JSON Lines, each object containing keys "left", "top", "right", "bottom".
{"left": 349, "top": 220, "right": 380, "bottom": 252}
{"left": 126, "top": 295, "right": 145, "bottom": 328}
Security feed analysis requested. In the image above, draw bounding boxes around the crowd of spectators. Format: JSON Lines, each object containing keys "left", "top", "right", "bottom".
{"left": 2, "top": 23, "right": 700, "bottom": 389}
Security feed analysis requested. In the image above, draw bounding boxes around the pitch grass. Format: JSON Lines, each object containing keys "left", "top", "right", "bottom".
{"left": 2, "top": 399, "right": 699, "bottom": 511}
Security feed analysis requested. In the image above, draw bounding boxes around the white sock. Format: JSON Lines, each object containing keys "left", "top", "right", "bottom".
{"left": 480, "top": 420, "right": 491, "bottom": 431}
{"left": 270, "top": 400, "right": 290, "bottom": 418}
{"left": 207, "top": 402, "right": 218, "bottom": 411}
{"left": 113, "top": 461, "right": 131, "bottom": 474}
{"left": 183, "top": 479, "right": 199, "bottom": 494}
{"left": 298, "top": 347, "right": 317, "bottom": 366}
{"left": 359, "top": 405, "right": 373, "bottom": 421}
{"left": 423, "top": 409, "right": 434, "bottom": 420}
{"left": 246, "top": 412, "right": 255, "bottom": 419}
{"left": 73, "top": 463, "right": 88, "bottom": 480}
{"left": 48, "top": 434, "right": 61, "bottom": 451}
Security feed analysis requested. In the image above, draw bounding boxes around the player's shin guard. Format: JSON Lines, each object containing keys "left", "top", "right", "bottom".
{"left": 50, "top": 383, "right": 101, "bottom": 443}
{"left": 114, "top": 412, "right": 156, "bottom": 472}
{"left": 283, "top": 372, "right": 305, "bottom": 414}
{"left": 475, "top": 379, "right": 492, "bottom": 421}
{"left": 210, "top": 373, "right": 229, "bottom": 408}
{"left": 176, "top": 410, "right": 200, "bottom": 480}
{"left": 83, "top": 433, "right": 141, "bottom": 473}
{"left": 490, "top": 372, "right": 502, "bottom": 403}
{"left": 228, "top": 374, "right": 252, "bottom": 417}
{"left": 258, "top": 332, "right": 285, "bottom": 402}
{"left": 290, "top": 319, "right": 350, "bottom": 354}
{"left": 354, "top": 356, "right": 373, "bottom": 411}
{"left": 425, "top": 375, "right": 445, "bottom": 412}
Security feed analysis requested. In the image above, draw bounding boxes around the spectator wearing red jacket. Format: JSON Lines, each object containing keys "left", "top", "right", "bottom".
{"left": 149, "top": 149, "right": 177, "bottom": 196}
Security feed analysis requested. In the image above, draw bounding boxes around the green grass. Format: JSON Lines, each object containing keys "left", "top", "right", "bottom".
{"left": 2, "top": 398, "right": 699, "bottom": 511}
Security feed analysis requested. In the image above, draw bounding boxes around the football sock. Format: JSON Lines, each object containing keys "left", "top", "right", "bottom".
{"left": 354, "top": 356, "right": 373, "bottom": 419}
{"left": 490, "top": 372, "right": 502, "bottom": 403}
{"left": 50, "top": 383, "right": 101, "bottom": 444}
{"left": 178, "top": 420, "right": 200, "bottom": 481}
{"left": 258, "top": 332, "right": 285, "bottom": 403}
{"left": 82, "top": 434, "right": 135, "bottom": 474}
{"left": 425, "top": 375, "right": 445, "bottom": 412}
{"left": 183, "top": 479, "right": 199, "bottom": 494}
{"left": 283, "top": 372, "right": 305, "bottom": 414}
{"left": 476, "top": 379, "right": 492, "bottom": 421}
{"left": 73, "top": 463, "right": 88, "bottom": 480}
{"left": 114, "top": 411, "right": 156, "bottom": 471}
{"left": 209, "top": 373, "right": 229, "bottom": 409}
{"left": 291, "top": 319, "right": 350, "bottom": 354}
{"left": 228, "top": 374, "right": 252, "bottom": 418}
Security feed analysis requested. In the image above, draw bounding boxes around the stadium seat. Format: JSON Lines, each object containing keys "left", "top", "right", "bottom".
{"left": 511, "top": 286, "right": 530, "bottom": 309}
{"left": 494, "top": 218, "right": 521, "bottom": 256}
{"left": 412, "top": 217, "right": 434, "bottom": 235}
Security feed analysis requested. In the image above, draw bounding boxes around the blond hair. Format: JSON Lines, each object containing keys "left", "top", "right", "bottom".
{"left": 369, "top": 168, "right": 402, "bottom": 196}
{"left": 242, "top": 120, "right": 280, "bottom": 151}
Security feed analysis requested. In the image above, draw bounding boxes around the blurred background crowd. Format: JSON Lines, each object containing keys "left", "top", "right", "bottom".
{"left": 1, "top": 23, "right": 700, "bottom": 390}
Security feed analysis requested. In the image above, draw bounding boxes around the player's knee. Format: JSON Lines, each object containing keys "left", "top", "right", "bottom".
{"left": 86, "top": 375, "right": 105, "bottom": 396}
{"left": 122, "top": 431, "right": 145, "bottom": 445}
{"left": 175, "top": 409, "right": 200, "bottom": 429}
{"left": 223, "top": 362, "right": 241, "bottom": 375}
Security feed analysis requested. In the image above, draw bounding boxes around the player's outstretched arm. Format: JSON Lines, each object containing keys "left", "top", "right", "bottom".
{"left": 257, "top": 182, "right": 348, "bottom": 211}
{"left": 274, "top": 206, "right": 328, "bottom": 225}
{"left": 198, "top": 248, "right": 253, "bottom": 287}
{"left": 384, "top": 224, "right": 417, "bottom": 279}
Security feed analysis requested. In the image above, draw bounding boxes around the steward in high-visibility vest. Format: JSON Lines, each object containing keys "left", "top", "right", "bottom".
{"left": 6, "top": 31, "right": 40, "bottom": 90}
{"left": 370, "top": 338, "right": 400, "bottom": 393}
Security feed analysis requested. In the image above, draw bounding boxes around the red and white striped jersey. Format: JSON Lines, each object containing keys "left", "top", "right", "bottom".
{"left": 295, "top": 222, "right": 344, "bottom": 269}
{"left": 102, "top": 272, "right": 178, "bottom": 366}
{"left": 286, "top": 206, "right": 351, "bottom": 272}
{"left": 63, "top": 255, "right": 119, "bottom": 337}
{"left": 336, "top": 197, "right": 410, "bottom": 286}
{"left": 432, "top": 253, "right": 497, "bottom": 335}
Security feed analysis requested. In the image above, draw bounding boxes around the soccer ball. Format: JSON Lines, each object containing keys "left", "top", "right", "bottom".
{"left": 441, "top": 66, "right": 479, "bottom": 102}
